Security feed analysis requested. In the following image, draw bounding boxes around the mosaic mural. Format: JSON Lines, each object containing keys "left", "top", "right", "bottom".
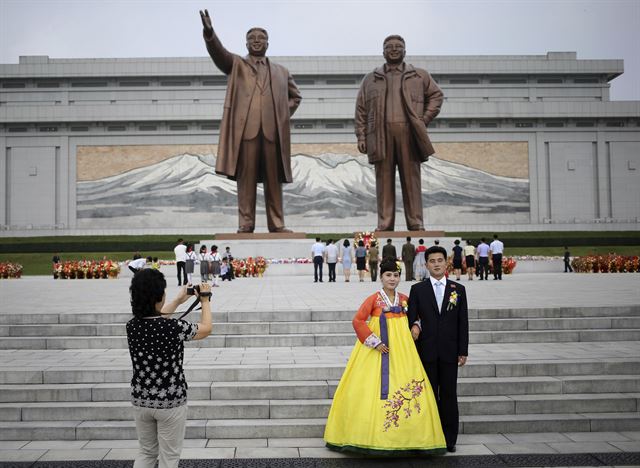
{"left": 76, "top": 142, "right": 529, "bottom": 230}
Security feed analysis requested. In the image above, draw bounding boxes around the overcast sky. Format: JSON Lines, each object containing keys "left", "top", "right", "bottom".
{"left": 1, "top": 0, "right": 638, "bottom": 100}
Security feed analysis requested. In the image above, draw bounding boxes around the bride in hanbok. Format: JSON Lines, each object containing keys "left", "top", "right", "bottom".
{"left": 324, "top": 257, "right": 446, "bottom": 456}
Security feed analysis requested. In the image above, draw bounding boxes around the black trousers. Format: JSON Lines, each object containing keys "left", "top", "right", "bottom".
{"left": 327, "top": 262, "right": 336, "bottom": 282}
{"left": 176, "top": 261, "right": 187, "bottom": 286}
{"left": 313, "top": 256, "right": 324, "bottom": 282}
{"left": 478, "top": 257, "right": 489, "bottom": 279}
{"left": 422, "top": 359, "right": 459, "bottom": 448}
{"left": 492, "top": 253, "right": 503, "bottom": 279}
{"left": 564, "top": 259, "right": 573, "bottom": 272}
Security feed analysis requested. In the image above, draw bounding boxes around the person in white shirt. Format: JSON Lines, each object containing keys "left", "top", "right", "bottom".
{"left": 198, "top": 245, "right": 212, "bottom": 282}
{"left": 489, "top": 234, "right": 505, "bottom": 280}
{"left": 210, "top": 245, "right": 222, "bottom": 287}
{"left": 185, "top": 244, "right": 198, "bottom": 285}
{"left": 173, "top": 239, "right": 188, "bottom": 286}
{"left": 128, "top": 256, "right": 149, "bottom": 274}
{"left": 475, "top": 238, "right": 490, "bottom": 280}
{"left": 324, "top": 239, "right": 339, "bottom": 282}
{"left": 311, "top": 237, "right": 326, "bottom": 283}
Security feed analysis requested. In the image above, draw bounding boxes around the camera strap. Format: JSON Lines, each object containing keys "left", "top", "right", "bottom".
{"left": 178, "top": 298, "right": 202, "bottom": 320}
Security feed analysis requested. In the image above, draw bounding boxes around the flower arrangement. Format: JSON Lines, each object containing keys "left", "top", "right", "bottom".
{"left": 0, "top": 262, "right": 23, "bottom": 279}
{"left": 571, "top": 254, "right": 639, "bottom": 273}
{"left": 354, "top": 231, "right": 377, "bottom": 249}
{"left": 502, "top": 257, "right": 517, "bottom": 274}
{"left": 231, "top": 257, "right": 269, "bottom": 277}
{"left": 54, "top": 260, "right": 121, "bottom": 279}
{"left": 382, "top": 378, "right": 425, "bottom": 431}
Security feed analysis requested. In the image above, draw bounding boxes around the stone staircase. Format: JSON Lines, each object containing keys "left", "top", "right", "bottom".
{"left": 1, "top": 306, "right": 640, "bottom": 349}
{"left": 0, "top": 305, "right": 639, "bottom": 441}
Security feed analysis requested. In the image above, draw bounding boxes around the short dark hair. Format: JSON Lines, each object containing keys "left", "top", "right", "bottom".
{"left": 380, "top": 256, "right": 400, "bottom": 274}
{"left": 406, "top": 236, "right": 411, "bottom": 241}
{"left": 343, "top": 239, "right": 350, "bottom": 247}
{"left": 493, "top": 234, "right": 499, "bottom": 239}
{"left": 387, "top": 239, "right": 393, "bottom": 243}
{"left": 315, "top": 237, "right": 321, "bottom": 242}
{"left": 358, "top": 240, "right": 364, "bottom": 247}
{"left": 146, "top": 256, "right": 152, "bottom": 262}
{"left": 177, "top": 238, "right": 183, "bottom": 243}
{"left": 426, "top": 246, "right": 447, "bottom": 261}
{"left": 434, "top": 240, "right": 440, "bottom": 245}
{"left": 481, "top": 237, "right": 486, "bottom": 242}
{"left": 454, "top": 239, "right": 460, "bottom": 245}
{"left": 246, "top": 27, "right": 268, "bottom": 39}
{"left": 130, "top": 269, "right": 166, "bottom": 319}
{"left": 211, "top": 245, "right": 218, "bottom": 252}
{"left": 153, "top": 257, "right": 158, "bottom": 262}
{"left": 200, "top": 245, "right": 207, "bottom": 252}
{"left": 383, "top": 34, "right": 405, "bottom": 46}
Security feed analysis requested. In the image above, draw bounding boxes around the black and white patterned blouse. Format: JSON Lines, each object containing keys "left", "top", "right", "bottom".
{"left": 126, "top": 316, "right": 198, "bottom": 409}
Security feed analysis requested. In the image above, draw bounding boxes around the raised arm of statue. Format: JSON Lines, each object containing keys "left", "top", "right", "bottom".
{"left": 200, "top": 9, "right": 234, "bottom": 75}
{"left": 287, "top": 72, "right": 302, "bottom": 116}
{"left": 422, "top": 71, "right": 444, "bottom": 125}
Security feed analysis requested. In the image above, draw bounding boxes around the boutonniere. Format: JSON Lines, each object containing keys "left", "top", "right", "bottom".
{"left": 401, "top": 300, "right": 408, "bottom": 313}
{"left": 447, "top": 291, "right": 458, "bottom": 311}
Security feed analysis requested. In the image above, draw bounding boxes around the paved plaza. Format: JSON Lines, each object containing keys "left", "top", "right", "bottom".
{"left": 0, "top": 271, "right": 639, "bottom": 465}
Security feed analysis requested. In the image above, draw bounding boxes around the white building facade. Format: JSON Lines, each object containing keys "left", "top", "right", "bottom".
{"left": 0, "top": 51, "right": 638, "bottom": 234}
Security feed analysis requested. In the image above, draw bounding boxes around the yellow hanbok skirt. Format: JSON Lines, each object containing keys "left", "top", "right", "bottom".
{"left": 324, "top": 314, "right": 446, "bottom": 455}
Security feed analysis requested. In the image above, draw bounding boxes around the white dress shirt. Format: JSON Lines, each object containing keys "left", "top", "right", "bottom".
{"left": 311, "top": 242, "right": 326, "bottom": 257}
{"left": 429, "top": 275, "right": 447, "bottom": 311}
{"left": 129, "top": 258, "right": 147, "bottom": 270}
{"left": 490, "top": 239, "right": 504, "bottom": 254}
{"left": 174, "top": 244, "right": 187, "bottom": 262}
{"left": 325, "top": 244, "right": 339, "bottom": 263}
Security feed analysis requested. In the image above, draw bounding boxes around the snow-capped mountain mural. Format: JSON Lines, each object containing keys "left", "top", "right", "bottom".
{"left": 76, "top": 153, "right": 529, "bottom": 230}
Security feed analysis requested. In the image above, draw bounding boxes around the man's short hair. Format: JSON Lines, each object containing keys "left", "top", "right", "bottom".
{"left": 494, "top": 234, "right": 499, "bottom": 239}
{"left": 387, "top": 238, "right": 393, "bottom": 243}
{"left": 426, "top": 245, "right": 447, "bottom": 261}
{"left": 315, "top": 237, "right": 321, "bottom": 242}
{"left": 246, "top": 27, "right": 268, "bottom": 39}
{"left": 406, "top": 236, "right": 411, "bottom": 241}
{"left": 383, "top": 34, "right": 405, "bottom": 46}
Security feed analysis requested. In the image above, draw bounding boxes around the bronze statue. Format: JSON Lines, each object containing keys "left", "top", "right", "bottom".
{"left": 200, "top": 9, "right": 302, "bottom": 233}
{"left": 355, "top": 35, "right": 444, "bottom": 231}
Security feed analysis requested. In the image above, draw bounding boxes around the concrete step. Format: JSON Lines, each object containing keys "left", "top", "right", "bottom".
{"left": 2, "top": 305, "right": 638, "bottom": 326}
{"left": 2, "top": 412, "right": 639, "bottom": 440}
{"left": 2, "top": 328, "right": 639, "bottom": 349}
{"left": 4, "top": 375, "right": 639, "bottom": 403}
{"left": 4, "top": 317, "right": 640, "bottom": 338}
{"left": 2, "top": 359, "right": 638, "bottom": 385}
{"left": 1, "top": 393, "right": 636, "bottom": 422}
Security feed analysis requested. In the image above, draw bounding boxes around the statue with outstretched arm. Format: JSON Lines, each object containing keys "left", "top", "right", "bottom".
{"left": 200, "top": 9, "right": 302, "bottom": 233}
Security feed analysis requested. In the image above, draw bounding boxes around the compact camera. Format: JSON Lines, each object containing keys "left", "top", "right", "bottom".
{"left": 186, "top": 284, "right": 201, "bottom": 296}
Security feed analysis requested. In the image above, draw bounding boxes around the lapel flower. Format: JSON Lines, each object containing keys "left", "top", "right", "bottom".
{"left": 447, "top": 291, "right": 458, "bottom": 311}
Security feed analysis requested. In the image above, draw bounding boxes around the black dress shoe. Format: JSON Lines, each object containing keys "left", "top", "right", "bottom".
{"left": 447, "top": 445, "right": 456, "bottom": 453}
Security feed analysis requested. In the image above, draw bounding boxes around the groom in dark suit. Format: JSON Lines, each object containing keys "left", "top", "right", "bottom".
{"left": 408, "top": 245, "right": 469, "bottom": 452}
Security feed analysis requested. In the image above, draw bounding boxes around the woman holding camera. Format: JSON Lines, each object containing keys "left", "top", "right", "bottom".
{"left": 127, "top": 269, "right": 212, "bottom": 468}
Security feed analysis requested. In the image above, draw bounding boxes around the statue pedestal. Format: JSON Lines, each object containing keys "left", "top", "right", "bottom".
{"left": 373, "top": 230, "right": 445, "bottom": 238}
{"left": 215, "top": 232, "right": 307, "bottom": 241}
